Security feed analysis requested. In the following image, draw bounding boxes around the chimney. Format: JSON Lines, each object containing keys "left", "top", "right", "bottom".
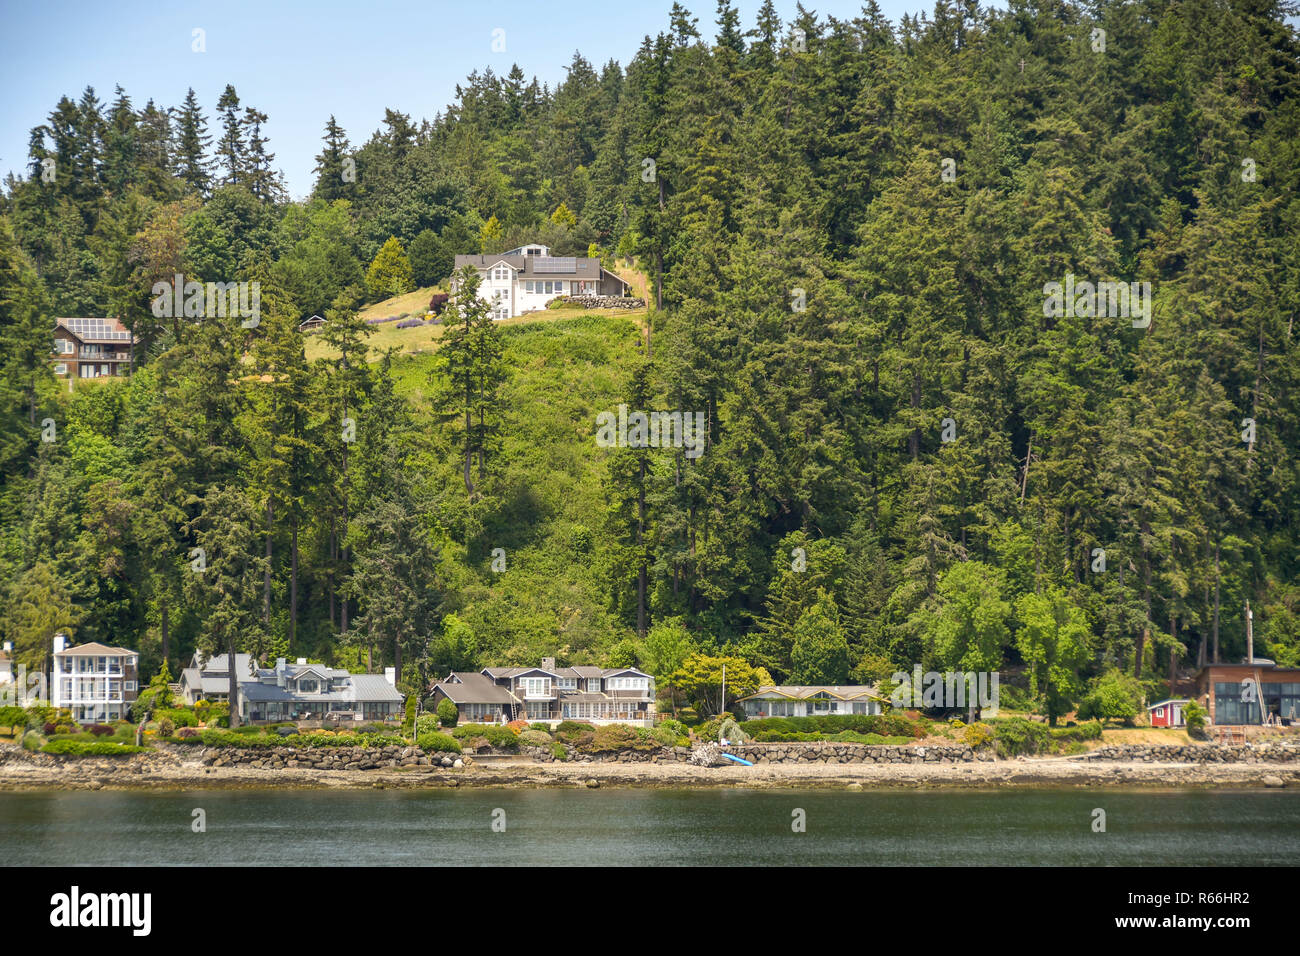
{"left": 276, "top": 658, "right": 287, "bottom": 688}
{"left": 296, "top": 657, "right": 307, "bottom": 666}
{"left": 53, "top": 633, "right": 67, "bottom": 654}
{"left": 384, "top": 667, "right": 396, "bottom": 686}
{"left": 542, "top": 656, "right": 556, "bottom": 671}
{"left": 2, "top": 642, "right": 11, "bottom": 653}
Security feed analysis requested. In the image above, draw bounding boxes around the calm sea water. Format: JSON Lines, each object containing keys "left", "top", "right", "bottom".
{"left": 1, "top": 788, "right": 1297, "bottom": 866}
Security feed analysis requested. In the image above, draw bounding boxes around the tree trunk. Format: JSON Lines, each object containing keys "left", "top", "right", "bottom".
{"left": 226, "top": 633, "right": 240, "bottom": 729}
{"left": 1212, "top": 542, "right": 1221, "bottom": 663}
{"left": 264, "top": 497, "right": 273, "bottom": 626}
{"left": 161, "top": 602, "right": 170, "bottom": 670}
{"left": 290, "top": 518, "right": 298, "bottom": 652}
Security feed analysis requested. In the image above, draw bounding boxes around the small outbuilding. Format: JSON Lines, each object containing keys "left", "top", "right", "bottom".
{"left": 1148, "top": 699, "right": 1190, "bottom": 728}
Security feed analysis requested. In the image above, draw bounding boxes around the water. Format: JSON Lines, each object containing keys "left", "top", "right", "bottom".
{"left": 2, "top": 788, "right": 1297, "bottom": 866}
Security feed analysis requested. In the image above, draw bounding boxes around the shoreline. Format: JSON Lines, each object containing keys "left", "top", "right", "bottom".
{"left": 1, "top": 750, "right": 1297, "bottom": 792}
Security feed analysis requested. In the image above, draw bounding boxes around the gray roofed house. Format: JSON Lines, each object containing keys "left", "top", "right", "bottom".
{"left": 179, "top": 651, "right": 404, "bottom": 724}
{"left": 429, "top": 656, "right": 656, "bottom": 726}
{"left": 452, "top": 243, "right": 632, "bottom": 319}
{"left": 737, "top": 684, "right": 884, "bottom": 719}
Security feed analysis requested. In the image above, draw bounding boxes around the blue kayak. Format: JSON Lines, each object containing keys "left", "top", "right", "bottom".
{"left": 720, "top": 753, "right": 753, "bottom": 766}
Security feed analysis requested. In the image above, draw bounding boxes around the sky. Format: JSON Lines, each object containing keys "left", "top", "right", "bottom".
{"left": 0, "top": 0, "right": 985, "bottom": 200}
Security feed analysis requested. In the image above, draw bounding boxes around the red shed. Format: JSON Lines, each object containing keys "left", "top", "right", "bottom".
{"left": 1148, "top": 699, "right": 1189, "bottom": 728}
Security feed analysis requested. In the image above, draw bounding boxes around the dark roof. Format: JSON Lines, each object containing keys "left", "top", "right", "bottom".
{"left": 55, "top": 317, "right": 136, "bottom": 344}
{"left": 435, "top": 672, "right": 519, "bottom": 705}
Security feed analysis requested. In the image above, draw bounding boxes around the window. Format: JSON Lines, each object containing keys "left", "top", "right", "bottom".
{"left": 557, "top": 678, "right": 577, "bottom": 690}
{"left": 522, "top": 677, "right": 550, "bottom": 698}
{"left": 124, "top": 680, "right": 137, "bottom": 692}
{"left": 299, "top": 679, "right": 319, "bottom": 694}
{"left": 586, "top": 678, "right": 601, "bottom": 693}
{"left": 54, "top": 363, "right": 67, "bottom": 375}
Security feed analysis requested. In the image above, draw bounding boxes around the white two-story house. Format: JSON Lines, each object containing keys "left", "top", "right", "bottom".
{"left": 452, "top": 244, "right": 630, "bottom": 319}
{"left": 51, "top": 634, "right": 140, "bottom": 723}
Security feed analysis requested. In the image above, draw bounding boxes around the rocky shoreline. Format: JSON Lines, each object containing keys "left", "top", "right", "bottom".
{"left": 1, "top": 741, "right": 1298, "bottom": 792}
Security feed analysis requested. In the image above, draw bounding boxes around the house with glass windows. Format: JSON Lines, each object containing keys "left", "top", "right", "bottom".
{"left": 51, "top": 634, "right": 140, "bottom": 723}
{"left": 452, "top": 244, "right": 630, "bottom": 319}
{"left": 1193, "top": 661, "right": 1300, "bottom": 727}
{"left": 179, "top": 651, "right": 404, "bottom": 724}
{"left": 429, "top": 657, "right": 656, "bottom": 726}
{"left": 737, "top": 685, "right": 885, "bottom": 720}
{"left": 51, "top": 317, "right": 137, "bottom": 379}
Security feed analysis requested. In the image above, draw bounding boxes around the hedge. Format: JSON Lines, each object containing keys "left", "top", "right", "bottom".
{"left": 41, "top": 739, "right": 149, "bottom": 756}
{"left": 416, "top": 732, "right": 462, "bottom": 754}
{"left": 739, "top": 714, "right": 926, "bottom": 739}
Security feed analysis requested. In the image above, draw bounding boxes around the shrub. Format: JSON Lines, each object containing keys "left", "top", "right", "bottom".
{"left": 993, "top": 717, "right": 1052, "bottom": 757}
{"left": 449, "top": 723, "right": 519, "bottom": 749}
{"left": 21, "top": 731, "right": 45, "bottom": 751}
{"left": 154, "top": 708, "right": 198, "bottom": 728}
{"left": 86, "top": 723, "right": 115, "bottom": 737}
{"left": 112, "top": 723, "right": 134, "bottom": 741}
{"left": 55, "top": 723, "right": 75, "bottom": 736}
{"left": 0, "top": 705, "right": 26, "bottom": 731}
{"left": 436, "top": 698, "right": 458, "bottom": 728}
{"left": 552, "top": 720, "right": 596, "bottom": 742}
{"left": 1184, "top": 701, "right": 1208, "bottom": 740}
{"left": 519, "top": 729, "right": 552, "bottom": 747}
{"left": 175, "top": 727, "right": 200, "bottom": 739}
{"left": 41, "top": 738, "right": 148, "bottom": 756}
{"left": 739, "top": 714, "right": 927, "bottom": 739}
{"left": 43, "top": 723, "right": 57, "bottom": 735}
{"left": 577, "top": 724, "right": 661, "bottom": 754}
{"left": 657, "top": 718, "right": 689, "bottom": 738}
{"left": 157, "top": 717, "right": 175, "bottom": 738}
{"left": 417, "top": 732, "right": 462, "bottom": 754}
{"left": 551, "top": 742, "right": 568, "bottom": 761}
{"left": 415, "top": 713, "right": 440, "bottom": 737}
{"left": 962, "top": 722, "right": 995, "bottom": 749}
{"left": 1049, "top": 721, "right": 1103, "bottom": 743}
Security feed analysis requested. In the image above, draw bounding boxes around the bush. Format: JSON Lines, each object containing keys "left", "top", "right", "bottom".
{"left": 43, "top": 723, "right": 57, "bottom": 735}
{"left": 519, "top": 729, "right": 552, "bottom": 747}
{"left": 448, "top": 723, "right": 520, "bottom": 749}
{"left": 41, "top": 738, "right": 148, "bottom": 756}
{"left": 506, "top": 719, "right": 529, "bottom": 732}
{"left": 0, "top": 705, "right": 26, "bottom": 731}
{"left": 1184, "top": 701, "right": 1208, "bottom": 739}
{"left": 21, "top": 731, "right": 45, "bottom": 751}
{"left": 577, "top": 724, "right": 662, "bottom": 754}
{"left": 417, "top": 732, "right": 462, "bottom": 754}
{"left": 86, "top": 723, "right": 115, "bottom": 737}
{"left": 552, "top": 720, "right": 596, "bottom": 742}
{"left": 740, "top": 714, "right": 927, "bottom": 740}
{"left": 55, "top": 723, "right": 75, "bottom": 736}
{"left": 414, "top": 713, "right": 440, "bottom": 737}
{"left": 175, "top": 727, "right": 200, "bottom": 739}
{"left": 157, "top": 717, "right": 175, "bottom": 737}
{"left": 962, "top": 722, "right": 995, "bottom": 750}
{"left": 436, "top": 698, "right": 458, "bottom": 728}
{"left": 155, "top": 708, "right": 198, "bottom": 728}
{"left": 993, "top": 717, "right": 1052, "bottom": 757}
{"left": 1049, "top": 721, "right": 1103, "bottom": 743}
{"left": 527, "top": 722, "right": 553, "bottom": 734}
{"left": 552, "top": 742, "right": 568, "bottom": 761}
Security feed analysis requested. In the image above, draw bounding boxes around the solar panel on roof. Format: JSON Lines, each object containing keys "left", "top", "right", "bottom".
{"left": 533, "top": 256, "right": 576, "bottom": 274}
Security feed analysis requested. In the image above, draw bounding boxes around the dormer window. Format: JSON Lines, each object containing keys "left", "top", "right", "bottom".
{"left": 298, "top": 679, "right": 318, "bottom": 694}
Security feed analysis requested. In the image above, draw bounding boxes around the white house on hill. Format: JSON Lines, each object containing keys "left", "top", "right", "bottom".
{"left": 452, "top": 244, "right": 630, "bottom": 319}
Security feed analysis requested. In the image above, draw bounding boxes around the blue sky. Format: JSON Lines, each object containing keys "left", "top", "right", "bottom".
{"left": 1, "top": 0, "right": 978, "bottom": 199}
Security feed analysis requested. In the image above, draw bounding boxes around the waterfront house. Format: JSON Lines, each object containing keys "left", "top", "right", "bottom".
{"left": 51, "top": 317, "right": 137, "bottom": 379}
{"left": 737, "top": 684, "right": 884, "bottom": 719}
{"left": 238, "top": 658, "right": 404, "bottom": 724}
{"left": 1147, "top": 699, "right": 1190, "bottom": 728}
{"left": 178, "top": 651, "right": 257, "bottom": 705}
{"left": 181, "top": 652, "right": 404, "bottom": 724}
{"left": 0, "top": 642, "right": 11, "bottom": 686}
{"left": 429, "top": 657, "right": 657, "bottom": 726}
{"left": 1193, "top": 661, "right": 1300, "bottom": 726}
{"left": 51, "top": 634, "right": 139, "bottom": 723}
{"left": 452, "top": 244, "right": 630, "bottom": 319}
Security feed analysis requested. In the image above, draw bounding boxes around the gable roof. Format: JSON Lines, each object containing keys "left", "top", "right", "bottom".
{"left": 739, "top": 684, "right": 881, "bottom": 702}
{"left": 454, "top": 253, "right": 604, "bottom": 279}
{"left": 55, "top": 317, "right": 136, "bottom": 345}
{"left": 435, "top": 672, "right": 519, "bottom": 705}
{"left": 54, "top": 641, "right": 137, "bottom": 657}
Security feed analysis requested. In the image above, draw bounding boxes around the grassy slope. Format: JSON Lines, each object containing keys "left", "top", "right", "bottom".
{"left": 391, "top": 312, "right": 648, "bottom": 663}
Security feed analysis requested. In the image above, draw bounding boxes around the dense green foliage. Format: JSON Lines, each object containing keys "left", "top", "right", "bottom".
{"left": 0, "top": 0, "right": 1296, "bottom": 726}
